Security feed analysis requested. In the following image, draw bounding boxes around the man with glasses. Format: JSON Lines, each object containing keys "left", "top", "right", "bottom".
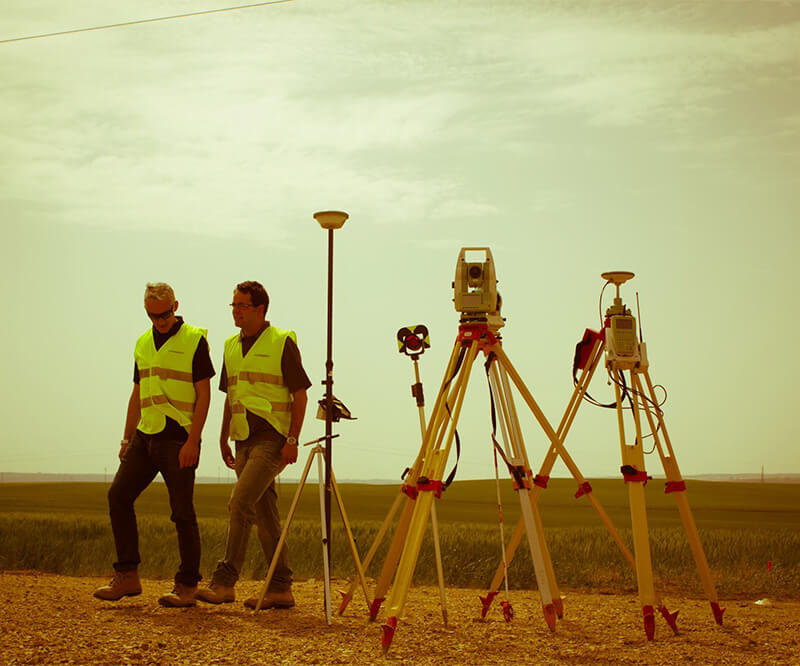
{"left": 94, "top": 282, "right": 214, "bottom": 607}
{"left": 196, "top": 280, "right": 310, "bottom": 609}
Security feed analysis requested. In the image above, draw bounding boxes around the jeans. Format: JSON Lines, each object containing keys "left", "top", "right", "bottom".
{"left": 107, "top": 431, "right": 201, "bottom": 587}
{"left": 211, "top": 436, "right": 292, "bottom": 592}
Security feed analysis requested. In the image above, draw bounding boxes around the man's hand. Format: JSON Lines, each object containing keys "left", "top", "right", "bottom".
{"left": 281, "top": 441, "right": 298, "bottom": 466}
{"left": 220, "top": 440, "right": 235, "bottom": 469}
{"left": 179, "top": 440, "right": 200, "bottom": 469}
{"left": 119, "top": 440, "right": 129, "bottom": 461}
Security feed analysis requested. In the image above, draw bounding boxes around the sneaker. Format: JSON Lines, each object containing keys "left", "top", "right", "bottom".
{"left": 195, "top": 582, "right": 235, "bottom": 604}
{"left": 158, "top": 583, "right": 197, "bottom": 608}
{"left": 93, "top": 570, "right": 142, "bottom": 601}
{"left": 244, "top": 589, "right": 295, "bottom": 610}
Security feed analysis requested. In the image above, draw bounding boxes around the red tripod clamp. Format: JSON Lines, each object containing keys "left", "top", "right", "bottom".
{"left": 621, "top": 465, "right": 651, "bottom": 485}
{"left": 400, "top": 483, "right": 418, "bottom": 500}
{"left": 416, "top": 477, "right": 443, "bottom": 498}
{"left": 533, "top": 474, "right": 550, "bottom": 489}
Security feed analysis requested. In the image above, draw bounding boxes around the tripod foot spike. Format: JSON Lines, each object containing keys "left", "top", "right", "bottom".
{"left": 381, "top": 616, "right": 398, "bottom": 653}
{"left": 500, "top": 600, "right": 513, "bottom": 623}
{"left": 553, "top": 596, "right": 564, "bottom": 619}
{"left": 659, "top": 606, "right": 679, "bottom": 634}
{"left": 368, "top": 597, "right": 385, "bottom": 622}
{"left": 543, "top": 603, "right": 557, "bottom": 632}
{"left": 643, "top": 605, "right": 655, "bottom": 641}
{"left": 337, "top": 590, "right": 352, "bottom": 615}
{"left": 479, "top": 591, "right": 498, "bottom": 619}
{"left": 711, "top": 601, "right": 726, "bottom": 625}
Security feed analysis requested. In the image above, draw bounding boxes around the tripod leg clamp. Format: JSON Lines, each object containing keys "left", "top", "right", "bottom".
{"left": 533, "top": 474, "right": 550, "bottom": 489}
{"left": 401, "top": 484, "right": 418, "bottom": 500}
{"left": 416, "top": 478, "right": 443, "bottom": 498}
{"left": 621, "top": 465, "right": 651, "bottom": 485}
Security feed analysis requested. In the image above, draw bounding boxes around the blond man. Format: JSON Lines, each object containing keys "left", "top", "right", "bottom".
{"left": 94, "top": 283, "right": 214, "bottom": 607}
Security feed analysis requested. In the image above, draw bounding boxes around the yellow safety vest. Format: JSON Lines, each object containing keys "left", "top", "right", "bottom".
{"left": 135, "top": 323, "right": 208, "bottom": 434}
{"left": 225, "top": 325, "right": 296, "bottom": 440}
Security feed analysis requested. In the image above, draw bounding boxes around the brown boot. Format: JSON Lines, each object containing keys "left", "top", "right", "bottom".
{"left": 93, "top": 570, "right": 142, "bottom": 601}
{"left": 158, "top": 583, "right": 197, "bottom": 608}
{"left": 244, "top": 589, "right": 294, "bottom": 610}
{"left": 195, "top": 582, "right": 235, "bottom": 604}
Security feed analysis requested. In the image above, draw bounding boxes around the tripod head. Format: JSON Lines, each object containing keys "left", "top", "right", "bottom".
{"left": 453, "top": 248, "right": 504, "bottom": 329}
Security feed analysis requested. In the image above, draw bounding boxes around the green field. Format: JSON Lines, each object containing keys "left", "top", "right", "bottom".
{"left": 1, "top": 479, "right": 798, "bottom": 598}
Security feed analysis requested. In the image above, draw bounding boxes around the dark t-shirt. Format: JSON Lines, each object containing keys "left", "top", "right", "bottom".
{"left": 133, "top": 317, "right": 216, "bottom": 441}
{"left": 220, "top": 324, "right": 312, "bottom": 444}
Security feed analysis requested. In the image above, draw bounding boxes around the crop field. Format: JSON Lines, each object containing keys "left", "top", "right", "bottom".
{"left": 1, "top": 479, "right": 799, "bottom": 598}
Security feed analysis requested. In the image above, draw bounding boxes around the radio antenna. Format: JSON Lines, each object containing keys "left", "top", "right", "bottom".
{"left": 636, "top": 292, "right": 643, "bottom": 342}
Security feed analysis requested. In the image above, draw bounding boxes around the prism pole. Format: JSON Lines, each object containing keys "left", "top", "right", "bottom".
{"left": 314, "top": 210, "right": 349, "bottom": 570}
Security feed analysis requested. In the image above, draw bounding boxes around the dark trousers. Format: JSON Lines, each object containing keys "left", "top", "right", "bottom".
{"left": 107, "top": 431, "right": 201, "bottom": 587}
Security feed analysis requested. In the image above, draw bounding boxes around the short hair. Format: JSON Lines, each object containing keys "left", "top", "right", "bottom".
{"left": 236, "top": 280, "right": 269, "bottom": 315}
{"left": 144, "top": 282, "right": 175, "bottom": 303}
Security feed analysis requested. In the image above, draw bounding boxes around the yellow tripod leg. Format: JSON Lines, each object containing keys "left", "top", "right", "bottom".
{"left": 614, "top": 374, "right": 657, "bottom": 640}
{"left": 338, "top": 490, "right": 402, "bottom": 615}
{"left": 369, "top": 336, "right": 465, "bottom": 620}
{"left": 488, "top": 345, "right": 642, "bottom": 614}
{"left": 369, "top": 491, "right": 416, "bottom": 619}
{"left": 381, "top": 340, "right": 480, "bottom": 653}
{"left": 429, "top": 499, "right": 449, "bottom": 627}
{"left": 634, "top": 371, "right": 724, "bottom": 625}
{"left": 490, "top": 359, "right": 557, "bottom": 629}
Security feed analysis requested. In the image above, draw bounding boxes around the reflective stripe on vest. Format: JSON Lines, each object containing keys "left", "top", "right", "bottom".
{"left": 225, "top": 325, "right": 296, "bottom": 440}
{"left": 135, "top": 323, "right": 207, "bottom": 434}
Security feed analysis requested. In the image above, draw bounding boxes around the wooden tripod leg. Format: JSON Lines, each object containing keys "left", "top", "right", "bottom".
{"left": 253, "top": 445, "right": 320, "bottom": 614}
{"left": 329, "top": 468, "right": 371, "bottom": 614}
{"left": 614, "top": 374, "right": 658, "bottom": 640}
{"left": 429, "top": 500, "right": 448, "bottom": 627}
{"left": 339, "top": 490, "right": 404, "bottom": 615}
{"left": 369, "top": 493, "right": 416, "bottom": 620}
{"left": 381, "top": 340, "right": 480, "bottom": 653}
{"left": 634, "top": 371, "right": 724, "bottom": 625}
{"left": 370, "top": 338, "right": 465, "bottom": 621}
{"left": 498, "top": 363, "right": 560, "bottom": 621}
{"left": 489, "top": 359, "right": 557, "bottom": 630}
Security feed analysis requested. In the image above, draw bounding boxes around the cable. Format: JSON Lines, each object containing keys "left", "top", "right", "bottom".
{"left": 0, "top": 0, "right": 294, "bottom": 45}
{"left": 598, "top": 279, "right": 611, "bottom": 329}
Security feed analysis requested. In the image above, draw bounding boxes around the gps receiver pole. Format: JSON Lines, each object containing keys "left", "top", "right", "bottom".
{"left": 314, "top": 210, "right": 349, "bottom": 569}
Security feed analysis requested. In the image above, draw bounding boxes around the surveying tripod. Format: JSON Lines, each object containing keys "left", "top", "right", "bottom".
{"left": 480, "top": 272, "right": 724, "bottom": 641}
{"left": 251, "top": 433, "right": 371, "bottom": 624}
{"left": 377, "top": 248, "right": 599, "bottom": 653}
{"left": 595, "top": 271, "right": 724, "bottom": 637}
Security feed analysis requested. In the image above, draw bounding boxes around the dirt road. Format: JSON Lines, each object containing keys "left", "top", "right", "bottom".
{"left": 2, "top": 572, "right": 797, "bottom": 664}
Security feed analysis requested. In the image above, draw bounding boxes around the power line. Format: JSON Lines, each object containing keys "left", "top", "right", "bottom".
{"left": 0, "top": 0, "right": 295, "bottom": 45}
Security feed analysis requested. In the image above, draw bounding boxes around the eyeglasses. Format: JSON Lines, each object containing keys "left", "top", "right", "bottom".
{"left": 229, "top": 302, "right": 256, "bottom": 311}
{"left": 147, "top": 308, "right": 174, "bottom": 321}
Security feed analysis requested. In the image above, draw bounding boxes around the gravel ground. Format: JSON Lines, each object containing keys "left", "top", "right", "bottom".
{"left": 2, "top": 571, "right": 798, "bottom": 665}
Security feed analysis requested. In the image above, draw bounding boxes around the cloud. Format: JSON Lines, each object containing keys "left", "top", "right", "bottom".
{"left": 1, "top": 0, "right": 798, "bottom": 238}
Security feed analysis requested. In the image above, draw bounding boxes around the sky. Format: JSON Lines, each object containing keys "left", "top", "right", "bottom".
{"left": 1, "top": 0, "right": 798, "bottom": 483}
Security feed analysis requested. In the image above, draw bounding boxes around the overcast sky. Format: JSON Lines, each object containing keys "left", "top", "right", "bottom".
{"left": 1, "top": 0, "right": 798, "bottom": 483}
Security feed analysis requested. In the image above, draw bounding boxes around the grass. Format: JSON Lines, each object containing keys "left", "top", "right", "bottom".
{"left": 1, "top": 480, "right": 799, "bottom": 598}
